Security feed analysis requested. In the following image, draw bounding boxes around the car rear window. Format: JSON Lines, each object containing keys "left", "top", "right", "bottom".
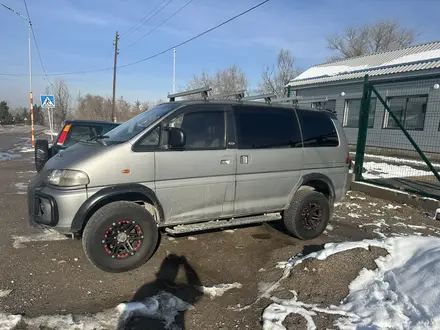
{"left": 296, "top": 109, "right": 339, "bottom": 147}
{"left": 61, "top": 123, "right": 118, "bottom": 147}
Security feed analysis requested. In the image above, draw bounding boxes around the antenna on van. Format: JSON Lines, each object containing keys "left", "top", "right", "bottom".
{"left": 168, "top": 86, "right": 212, "bottom": 102}
{"left": 208, "top": 90, "right": 246, "bottom": 101}
{"left": 242, "top": 93, "right": 276, "bottom": 104}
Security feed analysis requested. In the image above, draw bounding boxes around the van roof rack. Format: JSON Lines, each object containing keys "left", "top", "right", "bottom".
{"left": 168, "top": 86, "right": 212, "bottom": 102}
{"left": 208, "top": 90, "right": 245, "bottom": 101}
{"left": 242, "top": 93, "right": 276, "bottom": 104}
{"left": 271, "top": 96, "right": 299, "bottom": 104}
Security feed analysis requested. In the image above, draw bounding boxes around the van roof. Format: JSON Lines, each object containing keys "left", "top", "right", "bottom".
{"left": 162, "top": 99, "right": 338, "bottom": 117}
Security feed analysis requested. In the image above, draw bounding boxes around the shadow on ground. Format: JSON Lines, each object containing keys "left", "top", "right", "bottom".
{"left": 118, "top": 253, "right": 203, "bottom": 330}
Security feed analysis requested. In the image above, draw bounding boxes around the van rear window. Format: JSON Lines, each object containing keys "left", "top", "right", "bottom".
{"left": 296, "top": 110, "right": 339, "bottom": 147}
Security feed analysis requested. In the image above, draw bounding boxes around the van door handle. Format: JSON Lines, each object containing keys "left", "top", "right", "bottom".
{"left": 220, "top": 159, "right": 231, "bottom": 165}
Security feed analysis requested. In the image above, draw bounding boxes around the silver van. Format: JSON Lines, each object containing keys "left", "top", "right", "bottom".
{"left": 27, "top": 88, "right": 350, "bottom": 273}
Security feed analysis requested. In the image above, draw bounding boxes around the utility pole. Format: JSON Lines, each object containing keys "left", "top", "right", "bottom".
{"left": 111, "top": 31, "right": 119, "bottom": 123}
{"left": 2, "top": 4, "right": 34, "bottom": 146}
{"left": 173, "top": 48, "right": 176, "bottom": 94}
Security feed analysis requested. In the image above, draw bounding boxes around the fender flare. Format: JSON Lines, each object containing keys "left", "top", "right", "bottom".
{"left": 70, "top": 183, "right": 164, "bottom": 233}
{"left": 287, "top": 173, "right": 336, "bottom": 208}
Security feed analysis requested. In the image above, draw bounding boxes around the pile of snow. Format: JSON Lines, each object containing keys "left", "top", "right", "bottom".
{"left": 263, "top": 236, "right": 440, "bottom": 330}
{"left": 363, "top": 161, "right": 432, "bottom": 179}
{"left": 0, "top": 152, "right": 21, "bottom": 161}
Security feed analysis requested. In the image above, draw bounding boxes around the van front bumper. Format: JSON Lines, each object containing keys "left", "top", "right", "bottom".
{"left": 27, "top": 182, "right": 88, "bottom": 234}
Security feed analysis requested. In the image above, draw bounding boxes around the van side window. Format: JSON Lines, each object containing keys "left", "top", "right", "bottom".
{"left": 234, "top": 106, "right": 301, "bottom": 149}
{"left": 169, "top": 110, "right": 226, "bottom": 150}
{"left": 297, "top": 110, "right": 339, "bottom": 147}
{"left": 138, "top": 126, "right": 161, "bottom": 147}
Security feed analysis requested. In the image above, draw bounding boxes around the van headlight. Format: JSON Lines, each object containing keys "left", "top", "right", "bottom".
{"left": 46, "top": 169, "right": 90, "bottom": 187}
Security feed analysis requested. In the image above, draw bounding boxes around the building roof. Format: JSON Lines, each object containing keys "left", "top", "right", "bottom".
{"left": 287, "top": 41, "right": 440, "bottom": 88}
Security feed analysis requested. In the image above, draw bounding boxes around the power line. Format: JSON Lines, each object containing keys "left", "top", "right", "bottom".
{"left": 120, "top": 0, "right": 173, "bottom": 41}
{"left": 125, "top": 0, "right": 194, "bottom": 50}
{"left": 119, "top": 0, "right": 270, "bottom": 69}
{"left": 23, "top": 0, "right": 53, "bottom": 86}
{"left": 1, "top": 0, "right": 270, "bottom": 77}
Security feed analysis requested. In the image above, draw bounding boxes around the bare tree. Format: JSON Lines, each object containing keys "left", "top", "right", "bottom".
{"left": 259, "top": 49, "right": 301, "bottom": 97}
{"left": 76, "top": 94, "right": 111, "bottom": 121}
{"left": 46, "top": 80, "right": 71, "bottom": 130}
{"left": 326, "top": 20, "right": 418, "bottom": 61}
{"left": 183, "top": 65, "right": 248, "bottom": 99}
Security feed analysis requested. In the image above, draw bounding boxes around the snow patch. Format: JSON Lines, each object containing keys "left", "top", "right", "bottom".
{"left": 14, "top": 182, "right": 28, "bottom": 191}
{"left": 384, "top": 203, "right": 402, "bottom": 210}
{"left": 19, "top": 146, "right": 34, "bottom": 153}
{"left": 198, "top": 282, "right": 242, "bottom": 299}
{"left": 0, "top": 313, "right": 21, "bottom": 329}
{"left": 116, "top": 291, "right": 192, "bottom": 329}
{"left": 384, "top": 49, "right": 440, "bottom": 66}
{"left": 12, "top": 230, "right": 68, "bottom": 249}
{"left": 294, "top": 64, "right": 369, "bottom": 80}
{"left": 351, "top": 151, "right": 440, "bottom": 168}
{"left": 263, "top": 236, "right": 440, "bottom": 330}
{"left": 0, "top": 290, "right": 12, "bottom": 298}
{"left": 0, "top": 291, "right": 192, "bottom": 330}
{"left": 262, "top": 290, "right": 357, "bottom": 330}
{"left": 363, "top": 161, "right": 432, "bottom": 179}
{"left": 0, "top": 152, "right": 21, "bottom": 161}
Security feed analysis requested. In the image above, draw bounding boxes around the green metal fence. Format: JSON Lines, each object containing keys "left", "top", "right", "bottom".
{"left": 354, "top": 74, "right": 440, "bottom": 199}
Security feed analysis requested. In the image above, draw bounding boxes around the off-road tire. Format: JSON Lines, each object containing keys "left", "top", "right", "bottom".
{"left": 283, "top": 190, "right": 330, "bottom": 240}
{"left": 82, "top": 201, "right": 158, "bottom": 273}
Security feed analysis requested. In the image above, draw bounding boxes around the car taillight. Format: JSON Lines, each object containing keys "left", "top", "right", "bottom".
{"left": 57, "top": 124, "right": 71, "bottom": 146}
{"left": 346, "top": 153, "right": 350, "bottom": 165}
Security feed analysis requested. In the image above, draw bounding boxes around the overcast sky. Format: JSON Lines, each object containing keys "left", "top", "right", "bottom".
{"left": 1, "top": 0, "right": 439, "bottom": 108}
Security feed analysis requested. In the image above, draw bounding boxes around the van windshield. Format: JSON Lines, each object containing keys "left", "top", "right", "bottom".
{"left": 104, "top": 103, "right": 180, "bottom": 143}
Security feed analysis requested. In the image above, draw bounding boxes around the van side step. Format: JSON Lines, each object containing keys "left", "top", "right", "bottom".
{"left": 164, "top": 213, "right": 282, "bottom": 235}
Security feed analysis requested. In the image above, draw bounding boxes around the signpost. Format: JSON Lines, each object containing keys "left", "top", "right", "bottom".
{"left": 40, "top": 95, "right": 55, "bottom": 139}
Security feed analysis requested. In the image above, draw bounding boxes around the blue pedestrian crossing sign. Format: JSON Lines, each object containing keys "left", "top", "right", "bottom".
{"left": 40, "top": 95, "right": 55, "bottom": 108}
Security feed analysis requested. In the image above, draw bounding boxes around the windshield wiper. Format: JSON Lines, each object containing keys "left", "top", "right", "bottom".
{"left": 89, "top": 135, "right": 109, "bottom": 141}
{"left": 88, "top": 135, "right": 109, "bottom": 146}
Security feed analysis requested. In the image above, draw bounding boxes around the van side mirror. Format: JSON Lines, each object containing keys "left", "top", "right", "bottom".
{"left": 168, "top": 127, "right": 186, "bottom": 148}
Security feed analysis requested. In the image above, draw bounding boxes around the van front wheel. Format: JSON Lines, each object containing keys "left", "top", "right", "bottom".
{"left": 82, "top": 201, "right": 159, "bottom": 273}
{"left": 283, "top": 190, "right": 330, "bottom": 240}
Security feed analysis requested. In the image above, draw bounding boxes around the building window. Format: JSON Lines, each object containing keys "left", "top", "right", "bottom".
{"left": 311, "top": 99, "right": 336, "bottom": 111}
{"left": 383, "top": 95, "right": 427, "bottom": 131}
{"left": 343, "top": 98, "right": 376, "bottom": 128}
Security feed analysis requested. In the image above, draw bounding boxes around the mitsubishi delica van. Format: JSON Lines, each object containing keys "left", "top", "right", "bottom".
{"left": 27, "top": 88, "right": 350, "bottom": 273}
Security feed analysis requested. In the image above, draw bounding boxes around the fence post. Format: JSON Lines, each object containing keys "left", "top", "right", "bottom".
{"left": 354, "top": 75, "right": 372, "bottom": 181}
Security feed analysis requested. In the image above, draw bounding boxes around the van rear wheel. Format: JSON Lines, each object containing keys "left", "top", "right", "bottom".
{"left": 283, "top": 190, "right": 330, "bottom": 240}
{"left": 82, "top": 201, "right": 159, "bottom": 273}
